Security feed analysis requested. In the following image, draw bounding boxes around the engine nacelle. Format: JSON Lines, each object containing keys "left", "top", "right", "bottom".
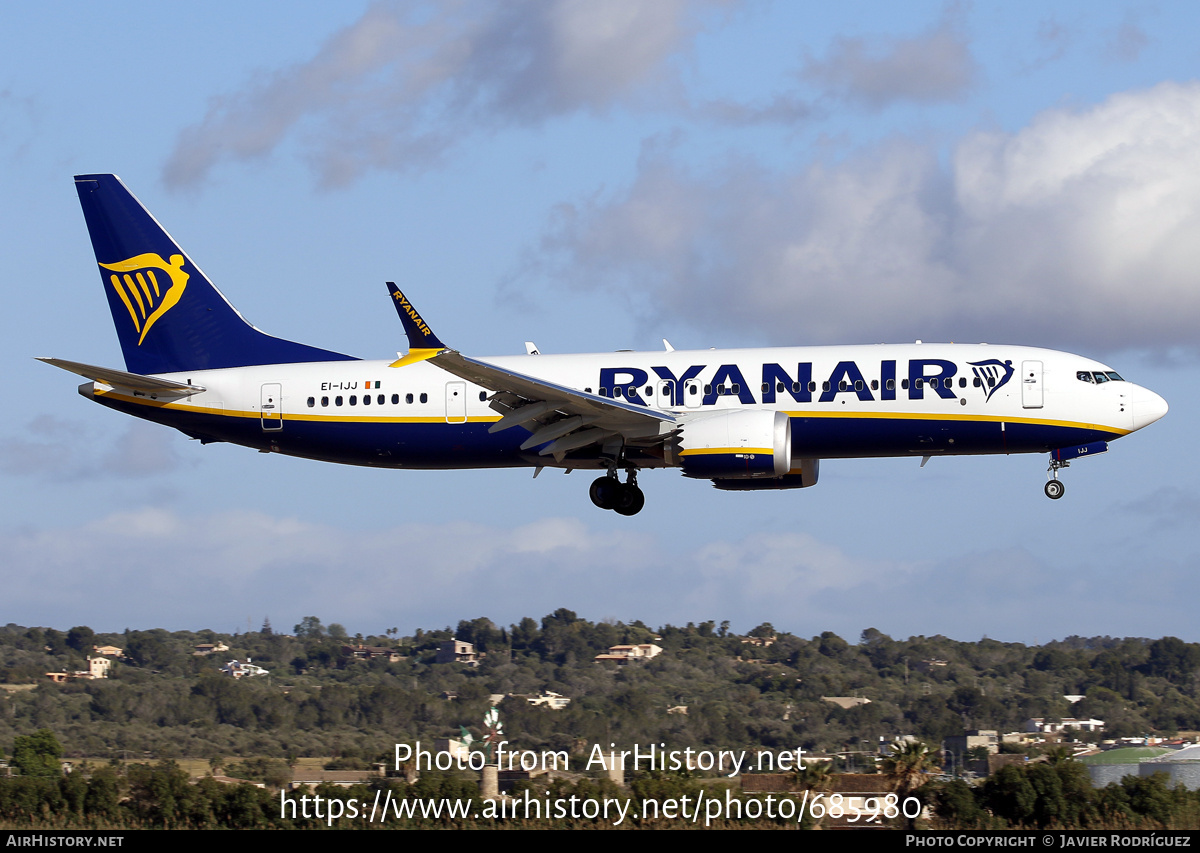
{"left": 712, "top": 458, "right": 820, "bottom": 490}
{"left": 670, "top": 410, "right": 791, "bottom": 480}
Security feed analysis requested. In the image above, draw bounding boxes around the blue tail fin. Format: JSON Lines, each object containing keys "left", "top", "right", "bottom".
{"left": 74, "top": 174, "right": 357, "bottom": 374}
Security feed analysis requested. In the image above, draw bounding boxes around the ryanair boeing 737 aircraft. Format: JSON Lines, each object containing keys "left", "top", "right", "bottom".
{"left": 41, "top": 174, "right": 1168, "bottom": 515}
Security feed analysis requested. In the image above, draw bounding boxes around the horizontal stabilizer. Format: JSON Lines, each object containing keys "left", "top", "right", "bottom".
{"left": 36, "top": 357, "right": 205, "bottom": 396}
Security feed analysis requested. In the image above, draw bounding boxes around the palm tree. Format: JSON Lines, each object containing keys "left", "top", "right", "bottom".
{"left": 881, "top": 740, "right": 939, "bottom": 828}
{"left": 793, "top": 759, "right": 833, "bottom": 793}
{"left": 793, "top": 759, "right": 835, "bottom": 829}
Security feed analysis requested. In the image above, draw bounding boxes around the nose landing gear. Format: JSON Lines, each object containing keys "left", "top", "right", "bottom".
{"left": 1044, "top": 459, "right": 1067, "bottom": 500}
{"left": 589, "top": 468, "right": 645, "bottom": 515}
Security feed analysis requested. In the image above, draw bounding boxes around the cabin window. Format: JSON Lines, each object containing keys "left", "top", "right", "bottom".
{"left": 322, "top": 396, "right": 329, "bottom": 407}
{"left": 732, "top": 384, "right": 740, "bottom": 394}
{"left": 362, "top": 394, "right": 371, "bottom": 405}
{"left": 973, "top": 377, "right": 982, "bottom": 387}
{"left": 392, "top": 394, "right": 399, "bottom": 404}
{"left": 335, "top": 396, "right": 343, "bottom": 406}
{"left": 716, "top": 386, "right": 725, "bottom": 396}
{"left": 929, "top": 378, "right": 938, "bottom": 389}
{"left": 406, "top": 393, "right": 413, "bottom": 404}
{"left": 704, "top": 384, "right": 712, "bottom": 395}
{"left": 378, "top": 394, "right": 385, "bottom": 405}
{"left": 959, "top": 377, "right": 967, "bottom": 388}
{"left": 645, "top": 386, "right": 652, "bottom": 397}
{"left": 914, "top": 379, "right": 923, "bottom": 389}
{"left": 900, "top": 379, "right": 909, "bottom": 390}
{"left": 585, "top": 387, "right": 592, "bottom": 394}
{"left": 871, "top": 380, "right": 879, "bottom": 391}
{"left": 307, "top": 397, "right": 315, "bottom": 408}
{"left": 420, "top": 393, "right": 428, "bottom": 403}
{"left": 791, "top": 382, "right": 800, "bottom": 393}
{"left": 808, "top": 381, "right": 817, "bottom": 393}
{"left": 762, "top": 383, "right": 770, "bottom": 393}
{"left": 854, "top": 380, "right": 863, "bottom": 391}
{"left": 350, "top": 395, "right": 357, "bottom": 405}
{"left": 822, "top": 381, "right": 831, "bottom": 392}
{"left": 613, "top": 387, "right": 623, "bottom": 397}
{"left": 885, "top": 379, "right": 895, "bottom": 391}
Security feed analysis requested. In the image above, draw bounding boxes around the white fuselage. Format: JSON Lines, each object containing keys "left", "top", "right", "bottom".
{"left": 87, "top": 342, "right": 1167, "bottom": 472}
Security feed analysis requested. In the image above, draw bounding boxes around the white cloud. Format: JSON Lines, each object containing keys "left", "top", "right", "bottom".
{"left": 534, "top": 82, "right": 1200, "bottom": 353}
{"left": 0, "top": 506, "right": 894, "bottom": 636}
{"left": 0, "top": 417, "right": 182, "bottom": 480}
{"left": 164, "top": 0, "right": 712, "bottom": 189}
{"left": 5, "top": 504, "right": 1196, "bottom": 642}
{"left": 801, "top": 7, "right": 976, "bottom": 109}
{"left": 1105, "top": 17, "right": 1150, "bottom": 64}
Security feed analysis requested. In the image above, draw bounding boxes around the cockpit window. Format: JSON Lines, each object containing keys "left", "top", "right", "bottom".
{"left": 1079, "top": 370, "right": 1125, "bottom": 384}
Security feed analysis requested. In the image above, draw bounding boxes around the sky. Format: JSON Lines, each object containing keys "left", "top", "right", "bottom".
{"left": 2, "top": 1, "right": 1199, "bottom": 644}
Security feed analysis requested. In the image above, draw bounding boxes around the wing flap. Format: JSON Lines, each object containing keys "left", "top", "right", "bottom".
{"left": 429, "top": 350, "right": 675, "bottom": 435}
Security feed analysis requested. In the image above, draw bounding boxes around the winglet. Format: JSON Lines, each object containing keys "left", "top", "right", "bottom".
{"left": 387, "top": 283, "right": 448, "bottom": 367}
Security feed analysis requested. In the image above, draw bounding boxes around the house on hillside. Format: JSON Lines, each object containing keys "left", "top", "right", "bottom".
{"left": 594, "top": 644, "right": 662, "bottom": 663}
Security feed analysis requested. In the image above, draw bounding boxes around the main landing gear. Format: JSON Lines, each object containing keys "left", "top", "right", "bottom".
{"left": 1044, "top": 458, "right": 1067, "bottom": 500}
{"left": 590, "top": 468, "right": 645, "bottom": 516}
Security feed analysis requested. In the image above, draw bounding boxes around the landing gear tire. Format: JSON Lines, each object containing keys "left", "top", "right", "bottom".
{"left": 1044, "top": 480, "right": 1065, "bottom": 500}
{"left": 590, "top": 476, "right": 620, "bottom": 510}
{"left": 613, "top": 484, "right": 645, "bottom": 516}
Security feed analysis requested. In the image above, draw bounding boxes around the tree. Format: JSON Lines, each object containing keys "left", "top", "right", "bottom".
{"left": 66, "top": 626, "right": 95, "bottom": 653}
{"left": 882, "top": 740, "right": 939, "bottom": 828}
{"left": 293, "top": 617, "right": 325, "bottom": 638}
{"left": 12, "top": 729, "right": 63, "bottom": 777}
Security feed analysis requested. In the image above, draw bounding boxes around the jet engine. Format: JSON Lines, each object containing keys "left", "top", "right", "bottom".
{"left": 669, "top": 410, "right": 791, "bottom": 480}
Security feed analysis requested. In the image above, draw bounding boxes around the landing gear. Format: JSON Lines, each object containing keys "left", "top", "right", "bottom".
{"left": 1044, "top": 457, "right": 1067, "bottom": 500}
{"left": 589, "top": 468, "right": 644, "bottom": 515}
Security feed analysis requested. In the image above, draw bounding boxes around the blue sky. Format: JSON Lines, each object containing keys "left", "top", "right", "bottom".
{"left": 3, "top": 1, "right": 1198, "bottom": 643}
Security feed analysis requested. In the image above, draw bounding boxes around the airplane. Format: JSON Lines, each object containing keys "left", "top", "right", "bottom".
{"left": 40, "top": 174, "right": 1168, "bottom": 516}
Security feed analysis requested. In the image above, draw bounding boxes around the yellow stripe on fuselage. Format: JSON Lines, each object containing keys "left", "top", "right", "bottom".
{"left": 780, "top": 409, "right": 1130, "bottom": 436}
{"left": 91, "top": 387, "right": 1128, "bottom": 436}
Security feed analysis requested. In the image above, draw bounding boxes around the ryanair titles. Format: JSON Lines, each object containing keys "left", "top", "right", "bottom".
{"left": 391, "top": 290, "right": 434, "bottom": 338}
{"left": 598, "top": 358, "right": 1015, "bottom": 407}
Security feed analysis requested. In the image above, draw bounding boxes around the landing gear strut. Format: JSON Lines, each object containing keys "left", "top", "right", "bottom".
{"left": 1044, "top": 459, "right": 1067, "bottom": 500}
{"left": 590, "top": 467, "right": 645, "bottom": 515}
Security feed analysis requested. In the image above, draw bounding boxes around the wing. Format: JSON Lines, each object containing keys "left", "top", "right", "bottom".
{"left": 384, "top": 285, "right": 676, "bottom": 459}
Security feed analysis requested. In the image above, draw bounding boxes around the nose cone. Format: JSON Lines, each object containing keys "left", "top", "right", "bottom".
{"left": 1131, "top": 385, "right": 1169, "bottom": 431}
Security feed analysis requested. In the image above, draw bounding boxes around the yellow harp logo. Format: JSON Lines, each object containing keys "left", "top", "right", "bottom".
{"left": 99, "top": 253, "right": 189, "bottom": 345}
